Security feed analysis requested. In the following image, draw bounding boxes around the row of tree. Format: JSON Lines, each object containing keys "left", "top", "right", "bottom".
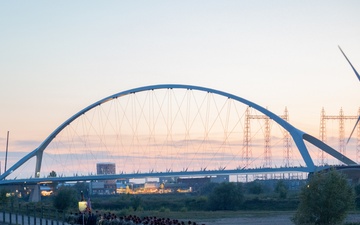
{"left": 205, "top": 169, "right": 356, "bottom": 224}
{"left": 1, "top": 168, "right": 356, "bottom": 225}
{"left": 50, "top": 179, "right": 293, "bottom": 212}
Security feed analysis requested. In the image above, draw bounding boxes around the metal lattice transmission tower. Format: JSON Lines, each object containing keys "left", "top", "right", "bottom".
{"left": 282, "top": 107, "right": 292, "bottom": 167}
{"left": 320, "top": 107, "right": 360, "bottom": 164}
{"left": 243, "top": 107, "right": 291, "bottom": 169}
{"left": 357, "top": 108, "right": 360, "bottom": 163}
{"left": 243, "top": 107, "right": 252, "bottom": 168}
{"left": 2, "top": 84, "right": 357, "bottom": 187}
{"left": 319, "top": 108, "right": 327, "bottom": 165}
{"left": 340, "top": 108, "right": 345, "bottom": 156}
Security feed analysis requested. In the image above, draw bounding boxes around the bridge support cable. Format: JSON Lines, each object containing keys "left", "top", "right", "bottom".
{"left": 2, "top": 84, "right": 357, "bottom": 182}
{"left": 357, "top": 108, "right": 360, "bottom": 163}
{"left": 221, "top": 98, "right": 232, "bottom": 170}
{"left": 168, "top": 89, "right": 174, "bottom": 172}
{"left": 183, "top": 90, "right": 191, "bottom": 172}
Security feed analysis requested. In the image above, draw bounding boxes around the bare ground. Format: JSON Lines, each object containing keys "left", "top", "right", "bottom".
{"left": 195, "top": 212, "right": 360, "bottom": 225}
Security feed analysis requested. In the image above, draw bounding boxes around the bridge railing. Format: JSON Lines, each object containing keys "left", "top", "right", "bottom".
{"left": 0, "top": 202, "right": 71, "bottom": 225}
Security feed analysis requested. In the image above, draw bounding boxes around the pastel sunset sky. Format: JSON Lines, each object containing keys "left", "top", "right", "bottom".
{"left": 0, "top": 1, "right": 359, "bottom": 177}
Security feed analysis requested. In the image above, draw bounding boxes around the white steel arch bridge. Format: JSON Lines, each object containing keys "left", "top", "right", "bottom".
{"left": 0, "top": 84, "right": 357, "bottom": 185}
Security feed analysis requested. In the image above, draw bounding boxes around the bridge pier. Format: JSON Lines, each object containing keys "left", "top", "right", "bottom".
{"left": 29, "top": 184, "right": 41, "bottom": 202}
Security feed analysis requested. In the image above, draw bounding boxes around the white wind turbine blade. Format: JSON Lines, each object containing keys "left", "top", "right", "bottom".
{"left": 338, "top": 45, "right": 360, "bottom": 82}
{"left": 338, "top": 46, "right": 360, "bottom": 145}
{"left": 347, "top": 116, "right": 360, "bottom": 144}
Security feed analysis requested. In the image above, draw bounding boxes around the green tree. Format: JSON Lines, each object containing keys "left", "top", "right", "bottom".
{"left": 48, "top": 170, "right": 57, "bottom": 177}
{"left": 198, "top": 182, "right": 218, "bottom": 195}
{"left": 275, "top": 180, "right": 288, "bottom": 199}
{"left": 131, "top": 195, "right": 142, "bottom": 211}
{"left": 0, "top": 188, "right": 9, "bottom": 206}
{"left": 354, "top": 183, "right": 360, "bottom": 208}
{"left": 53, "top": 186, "right": 78, "bottom": 211}
{"left": 73, "top": 181, "right": 89, "bottom": 197}
{"left": 292, "top": 169, "right": 355, "bottom": 225}
{"left": 47, "top": 170, "right": 58, "bottom": 191}
{"left": 247, "top": 181, "right": 263, "bottom": 195}
{"left": 208, "top": 182, "right": 244, "bottom": 210}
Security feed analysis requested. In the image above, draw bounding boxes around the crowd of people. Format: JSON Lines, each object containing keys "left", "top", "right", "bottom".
{"left": 66, "top": 211, "right": 205, "bottom": 225}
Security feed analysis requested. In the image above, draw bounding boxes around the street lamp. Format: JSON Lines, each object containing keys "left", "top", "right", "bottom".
{"left": 78, "top": 191, "right": 87, "bottom": 225}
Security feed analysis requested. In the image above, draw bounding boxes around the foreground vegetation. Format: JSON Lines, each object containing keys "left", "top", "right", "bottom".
{"left": 48, "top": 180, "right": 301, "bottom": 212}
{"left": 1, "top": 169, "right": 360, "bottom": 224}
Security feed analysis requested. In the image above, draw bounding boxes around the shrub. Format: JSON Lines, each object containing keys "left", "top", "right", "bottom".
{"left": 53, "top": 186, "right": 78, "bottom": 211}
{"left": 208, "top": 182, "right": 244, "bottom": 210}
{"left": 292, "top": 169, "right": 355, "bottom": 225}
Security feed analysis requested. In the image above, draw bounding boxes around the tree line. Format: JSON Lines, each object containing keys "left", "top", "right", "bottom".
{"left": 1, "top": 168, "right": 358, "bottom": 225}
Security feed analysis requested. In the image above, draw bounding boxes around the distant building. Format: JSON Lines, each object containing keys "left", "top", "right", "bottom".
{"left": 97, "top": 162, "right": 116, "bottom": 175}
{"left": 91, "top": 163, "right": 116, "bottom": 195}
{"left": 177, "top": 177, "right": 211, "bottom": 192}
{"left": 211, "top": 175, "right": 230, "bottom": 183}
{"left": 249, "top": 178, "right": 307, "bottom": 191}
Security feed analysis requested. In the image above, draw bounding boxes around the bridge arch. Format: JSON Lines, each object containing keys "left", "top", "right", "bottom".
{"left": 0, "top": 84, "right": 356, "bottom": 180}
